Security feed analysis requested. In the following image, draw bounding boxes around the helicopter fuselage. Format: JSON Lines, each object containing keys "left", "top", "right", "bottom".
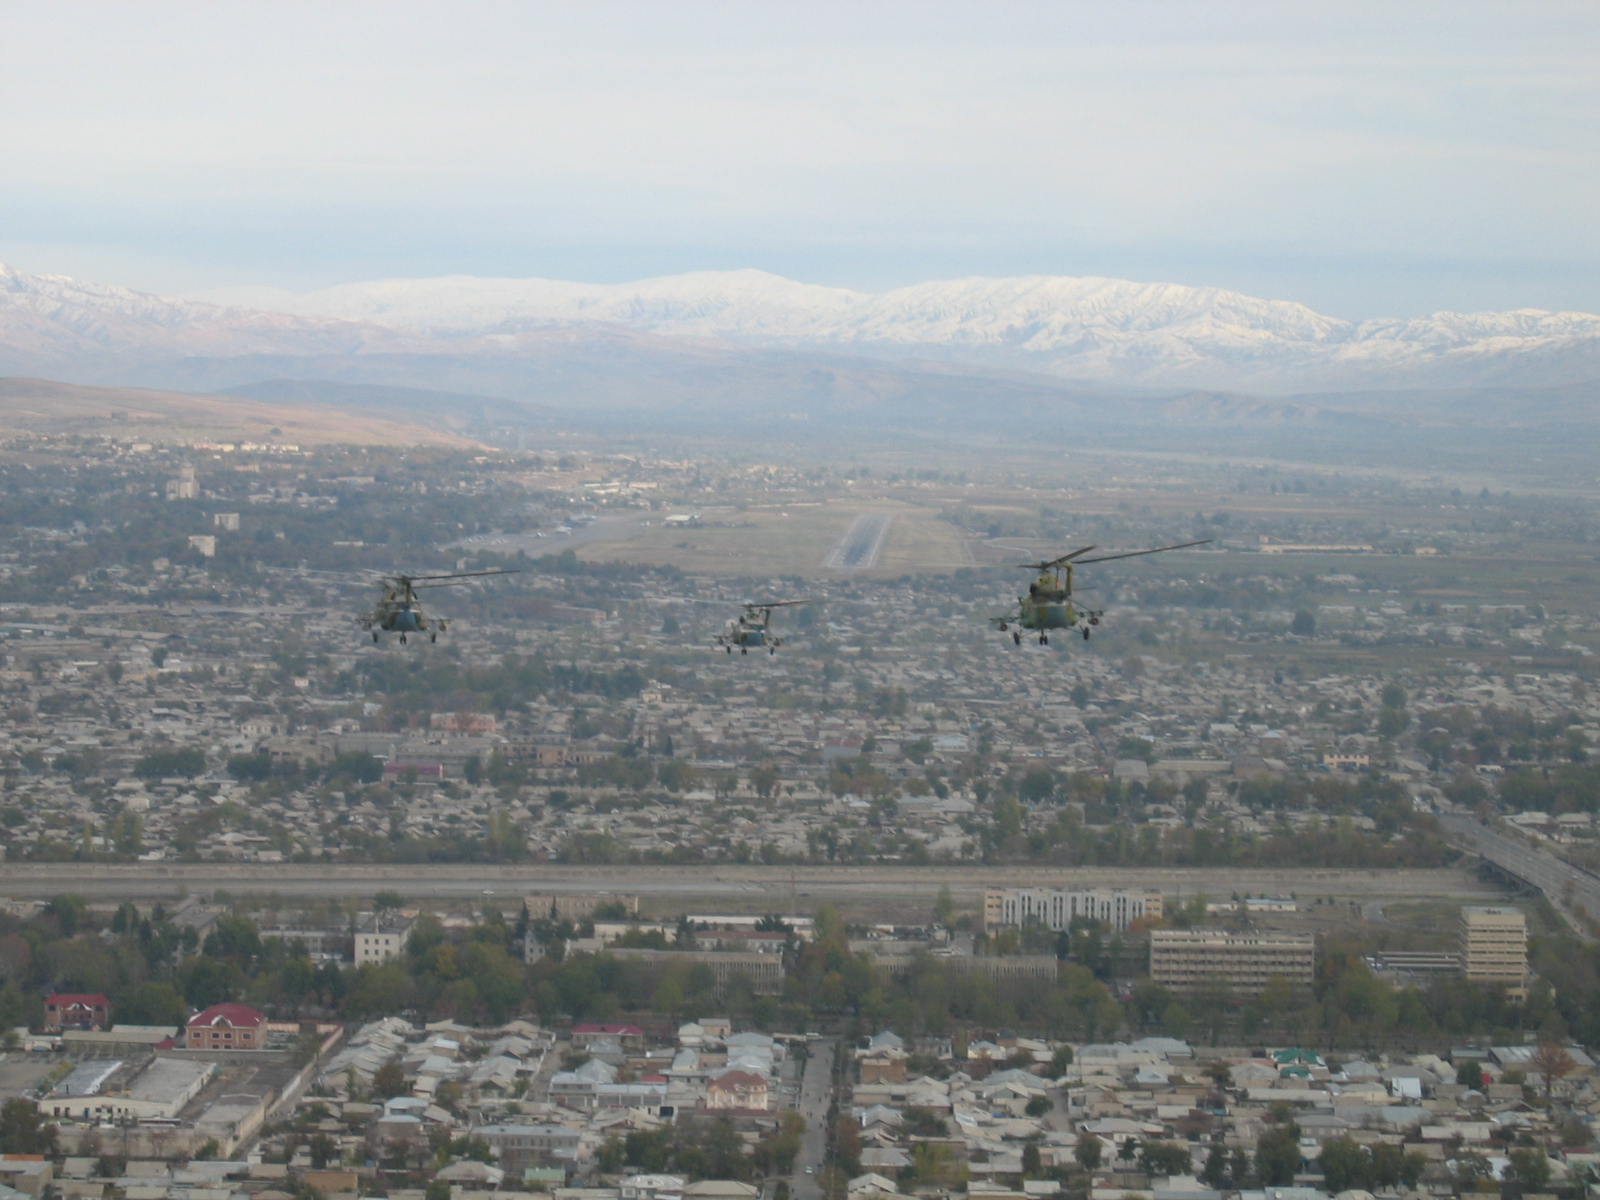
{"left": 1018, "top": 596, "right": 1076, "bottom": 630}
{"left": 379, "top": 606, "right": 428, "bottom": 633}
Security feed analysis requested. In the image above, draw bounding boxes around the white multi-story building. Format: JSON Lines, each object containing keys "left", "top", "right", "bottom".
{"left": 355, "top": 914, "right": 415, "bottom": 966}
{"left": 983, "top": 887, "right": 1162, "bottom": 933}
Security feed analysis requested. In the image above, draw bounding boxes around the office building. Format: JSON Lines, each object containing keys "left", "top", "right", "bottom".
{"left": 1149, "top": 929, "right": 1315, "bottom": 994}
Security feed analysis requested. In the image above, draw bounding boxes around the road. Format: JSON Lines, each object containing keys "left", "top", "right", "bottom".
{"left": 792, "top": 1039, "right": 835, "bottom": 1200}
{"left": 0, "top": 862, "right": 1502, "bottom": 907}
{"left": 1441, "top": 814, "right": 1600, "bottom": 924}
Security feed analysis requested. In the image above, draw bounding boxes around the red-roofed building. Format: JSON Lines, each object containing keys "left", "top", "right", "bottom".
{"left": 185, "top": 1003, "right": 266, "bottom": 1050}
{"left": 44, "top": 993, "right": 110, "bottom": 1032}
{"left": 705, "top": 1070, "right": 768, "bottom": 1111}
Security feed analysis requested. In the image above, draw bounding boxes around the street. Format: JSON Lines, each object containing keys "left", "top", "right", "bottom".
{"left": 791, "top": 1038, "right": 835, "bottom": 1200}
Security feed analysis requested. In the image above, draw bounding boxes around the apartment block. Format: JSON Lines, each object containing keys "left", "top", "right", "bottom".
{"left": 984, "top": 886, "right": 1162, "bottom": 933}
{"left": 1460, "top": 906, "right": 1527, "bottom": 983}
{"left": 1149, "top": 928, "right": 1316, "bottom": 994}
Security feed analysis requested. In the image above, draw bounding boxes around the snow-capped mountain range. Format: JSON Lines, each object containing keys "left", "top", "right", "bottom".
{"left": 192, "top": 269, "right": 1600, "bottom": 391}
{"left": 6, "top": 261, "right": 1600, "bottom": 394}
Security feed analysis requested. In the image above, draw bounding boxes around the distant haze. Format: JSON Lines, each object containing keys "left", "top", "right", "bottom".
{"left": 0, "top": 3, "right": 1597, "bottom": 318}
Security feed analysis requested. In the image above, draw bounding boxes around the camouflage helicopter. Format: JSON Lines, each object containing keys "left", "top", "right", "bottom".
{"left": 992, "top": 540, "right": 1210, "bottom": 645}
{"left": 716, "top": 600, "right": 817, "bottom": 655}
{"left": 359, "top": 569, "right": 519, "bottom": 644}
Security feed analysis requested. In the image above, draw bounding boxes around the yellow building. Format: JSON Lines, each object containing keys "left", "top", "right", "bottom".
{"left": 1460, "top": 906, "right": 1527, "bottom": 983}
{"left": 1149, "top": 928, "right": 1315, "bottom": 994}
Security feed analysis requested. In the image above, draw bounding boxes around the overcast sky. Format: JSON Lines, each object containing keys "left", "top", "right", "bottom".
{"left": 1, "top": 1, "right": 1596, "bottom": 318}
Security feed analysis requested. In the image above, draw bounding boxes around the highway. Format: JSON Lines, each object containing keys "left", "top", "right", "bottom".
{"left": 0, "top": 862, "right": 1501, "bottom": 908}
{"left": 1440, "top": 814, "right": 1600, "bottom": 923}
{"left": 791, "top": 1039, "right": 835, "bottom": 1200}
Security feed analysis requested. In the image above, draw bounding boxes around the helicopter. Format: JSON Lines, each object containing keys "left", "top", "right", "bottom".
{"left": 991, "top": 540, "right": 1210, "bottom": 645}
{"left": 715, "top": 600, "right": 817, "bottom": 655}
{"left": 359, "top": 569, "right": 519, "bottom": 644}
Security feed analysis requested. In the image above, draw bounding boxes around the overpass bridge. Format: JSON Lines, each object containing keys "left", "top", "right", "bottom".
{"left": 1440, "top": 813, "right": 1600, "bottom": 932}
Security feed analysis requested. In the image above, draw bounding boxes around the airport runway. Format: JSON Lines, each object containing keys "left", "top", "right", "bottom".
{"left": 823, "top": 513, "right": 893, "bottom": 571}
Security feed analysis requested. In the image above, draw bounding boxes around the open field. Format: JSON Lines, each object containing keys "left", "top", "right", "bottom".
{"left": 0, "top": 377, "right": 482, "bottom": 447}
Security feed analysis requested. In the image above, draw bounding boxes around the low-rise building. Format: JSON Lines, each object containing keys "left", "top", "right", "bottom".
{"left": 356, "top": 914, "right": 415, "bottom": 967}
{"left": 185, "top": 1002, "right": 266, "bottom": 1050}
{"left": 43, "top": 994, "right": 111, "bottom": 1032}
{"left": 474, "top": 1124, "right": 583, "bottom": 1170}
{"left": 705, "top": 1069, "right": 769, "bottom": 1111}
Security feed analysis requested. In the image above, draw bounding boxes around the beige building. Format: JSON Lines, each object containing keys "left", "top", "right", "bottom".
{"left": 984, "top": 887, "right": 1163, "bottom": 933}
{"left": 1150, "top": 928, "right": 1315, "bottom": 994}
{"left": 355, "top": 914, "right": 415, "bottom": 966}
{"left": 526, "top": 893, "right": 639, "bottom": 922}
{"left": 1461, "top": 906, "right": 1527, "bottom": 983}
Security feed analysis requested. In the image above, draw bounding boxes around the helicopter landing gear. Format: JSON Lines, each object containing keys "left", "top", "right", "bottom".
{"left": 1083, "top": 627, "right": 1091, "bottom": 640}
{"left": 1012, "top": 630, "right": 1021, "bottom": 646}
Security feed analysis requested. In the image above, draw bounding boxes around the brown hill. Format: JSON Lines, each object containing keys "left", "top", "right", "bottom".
{"left": 0, "top": 377, "right": 483, "bottom": 447}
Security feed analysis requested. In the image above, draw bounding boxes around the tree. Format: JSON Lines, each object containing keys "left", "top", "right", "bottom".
{"left": 1290, "top": 610, "right": 1316, "bottom": 636}
{"left": 372, "top": 1059, "right": 407, "bottom": 1099}
{"left": 309, "top": 1133, "right": 337, "bottom": 1169}
{"left": 1050, "top": 1045, "right": 1075, "bottom": 1077}
{"left": 934, "top": 884, "right": 954, "bottom": 926}
{"left": 1025, "top": 1095, "right": 1051, "bottom": 1117}
{"left": 1021, "top": 1143, "right": 1042, "bottom": 1177}
{"left": 1507, "top": 1148, "right": 1551, "bottom": 1193}
{"left": 1140, "top": 1141, "right": 1193, "bottom": 1178}
{"left": 1455, "top": 1059, "right": 1485, "bottom": 1089}
{"left": 1074, "top": 1131, "right": 1102, "bottom": 1171}
{"left": 134, "top": 746, "right": 205, "bottom": 779}
{"left": 374, "top": 891, "right": 406, "bottom": 913}
{"left": 1200, "top": 1145, "right": 1227, "bottom": 1188}
{"left": 1317, "top": 1137, "right": 1367, "bottom": 1193}
{"left": 0, "top": 1100, "right": 53, "bottom": 1155}
{"left": 1530, "top": 1041, "right": 1577, "bottom": 1098}
{"left": 1255, "top": 1124, "right": 1300, "bottom": 1187}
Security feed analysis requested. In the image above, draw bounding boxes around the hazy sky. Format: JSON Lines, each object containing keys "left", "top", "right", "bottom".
{"left": 1, "top": 2, "right": 1596, "bottom": 318}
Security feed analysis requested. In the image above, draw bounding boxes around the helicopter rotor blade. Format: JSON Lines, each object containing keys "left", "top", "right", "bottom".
{"left": 1073, "top": 539, "right": 1212, "bottom": 565}
{"left": 389, "top": 568, "right": 522, "bottom": 582}
{"left": 1011, "top": 545, "right": 1096, "bottom": 570}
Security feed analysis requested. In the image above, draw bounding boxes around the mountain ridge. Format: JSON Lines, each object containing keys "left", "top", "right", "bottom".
{"left": 188, "top": 266, "right": 1600, "bottom": 392}
{"left": 3, "top": 260, "right": 1600, "bottom": 395}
